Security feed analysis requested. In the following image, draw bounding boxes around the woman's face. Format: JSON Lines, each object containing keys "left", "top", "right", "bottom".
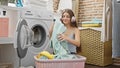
{"left": 62, "top": 12, "right": 71, "bottom": 25}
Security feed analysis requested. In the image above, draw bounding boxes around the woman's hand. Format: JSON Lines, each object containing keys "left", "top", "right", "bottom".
{"left": 57, "top": 34, "right": 67, "bottom": 41}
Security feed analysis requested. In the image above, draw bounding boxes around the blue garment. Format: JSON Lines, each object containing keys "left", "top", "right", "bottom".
{"left": 16, "top": 0, "right": 23, "bottom": 7}
{"left": 112, "top": 0, "right": 120, "bottom": 58}
{"left": 50, "top": 19, "right": 68, "bottom": 55}
{"left": 50, "top": 18, "right": 77, "bottom": 59}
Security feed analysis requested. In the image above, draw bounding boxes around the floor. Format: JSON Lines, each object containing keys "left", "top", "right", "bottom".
{"left": 85, "top": 64, "right": 120, "bottom": 68}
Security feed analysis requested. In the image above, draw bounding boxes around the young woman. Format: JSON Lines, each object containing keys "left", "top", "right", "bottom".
{"left": 49, "top": 9, "right": 80, "bottom": 54}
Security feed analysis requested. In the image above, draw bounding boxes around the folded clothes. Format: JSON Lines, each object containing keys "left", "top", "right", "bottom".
{"left": 29, "top": 0, "right": 47, "bottom": 4}
{"left": 28, "top": 0, "right": 47, "bottom": 7}
{"left": 82, "top": 18, "right": 102, "bottom": 24}
{"left": 81, "top": 23, "right": 102, "bottom": 27}
{"left": 28, "top": 4, "right": 47, "bottom": 9}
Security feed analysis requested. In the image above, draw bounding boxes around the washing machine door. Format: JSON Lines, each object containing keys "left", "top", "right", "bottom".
{"left": 15, "top": 19, "right": 34, "bottom": 59}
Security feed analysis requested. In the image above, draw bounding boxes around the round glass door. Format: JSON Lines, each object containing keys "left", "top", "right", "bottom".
{"left": 32, "top": 24, "right": 46, "bottom": 48}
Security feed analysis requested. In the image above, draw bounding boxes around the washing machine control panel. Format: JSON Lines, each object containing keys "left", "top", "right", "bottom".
{"left": 24, "top": 11, "right": 33, "bottom": 16}
{"left": 20, "top": 9, "right": 53, "bottom": 20}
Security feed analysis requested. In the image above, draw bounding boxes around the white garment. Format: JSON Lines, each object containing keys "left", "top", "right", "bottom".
{"left": 23, "top": 0, "right": 47, "bottom": 8}
{"left": 101, "top": 0, "right": 112, "bottom": 42}
{"left": 58, "top": 0, "right": 72, "bottom": 11}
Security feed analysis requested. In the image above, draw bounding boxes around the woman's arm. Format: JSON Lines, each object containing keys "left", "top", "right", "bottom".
{"left": 49, "top": 22, "right": 55, "bottom": 38}
{"left": 66, "top": 28, "right": 80, "bottom": 47}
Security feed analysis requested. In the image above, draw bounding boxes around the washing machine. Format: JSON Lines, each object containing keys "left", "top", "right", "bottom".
{"left": 14, "top": 9, "right": 53, "bottom": 67}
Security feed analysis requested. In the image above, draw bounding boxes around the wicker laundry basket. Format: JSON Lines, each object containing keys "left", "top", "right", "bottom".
{"left": 77, "top": 29, "right": 112, "bottom": 66}
{"left": 34, "top": 55, "right": 86, "bottom": 68}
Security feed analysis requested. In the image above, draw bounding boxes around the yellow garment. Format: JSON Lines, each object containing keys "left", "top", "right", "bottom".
{"left": 36, "top": 51, "right": 54, "bottom": 59}
{"left": 81, "top": 23, "right": 102, "bottom": 27}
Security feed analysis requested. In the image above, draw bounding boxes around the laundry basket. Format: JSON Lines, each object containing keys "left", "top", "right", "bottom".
{"left": 34, "top": 55, "right": 86, "bottom": 68}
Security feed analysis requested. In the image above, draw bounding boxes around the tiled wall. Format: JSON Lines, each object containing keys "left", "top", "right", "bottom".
{"left": 78, "top": 0, "right": 104, "bottom": 23}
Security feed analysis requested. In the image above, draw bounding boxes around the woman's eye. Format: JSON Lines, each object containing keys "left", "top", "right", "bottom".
{"left": 62, "top": 15, "right": 70, "bottom": 18}
{"left": 66, "top": 16, "right": 70, "bottom": 18}
{"left": 62, "top": 16, "right": 65, "bottom": 18}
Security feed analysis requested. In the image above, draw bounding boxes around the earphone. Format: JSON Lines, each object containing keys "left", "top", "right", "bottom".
{"left": 71, "top": 16, "right": 76, "bottom": 23}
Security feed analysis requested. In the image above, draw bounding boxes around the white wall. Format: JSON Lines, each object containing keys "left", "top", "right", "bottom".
{"left": 58, "top": 0, "right": 72, "bottom": 11}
